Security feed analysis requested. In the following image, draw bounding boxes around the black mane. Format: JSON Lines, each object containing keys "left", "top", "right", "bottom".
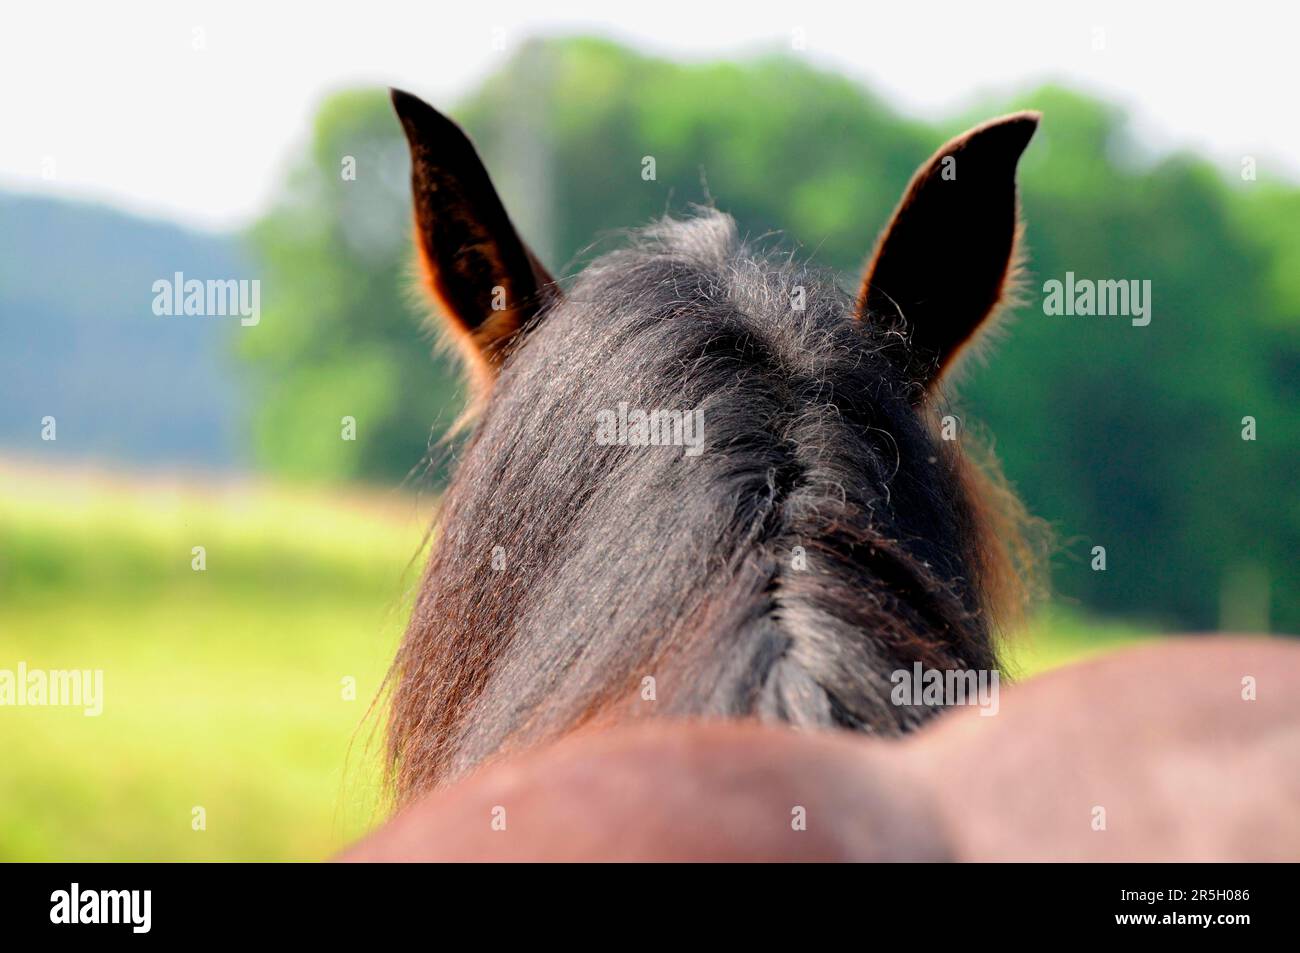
{"left": 389, "top": 211, "right": 1021, "bottom": 795}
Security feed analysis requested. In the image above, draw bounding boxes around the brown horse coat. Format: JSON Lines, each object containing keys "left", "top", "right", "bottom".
{"left": 342, "top": 637, "right": 1300, "bottom": 861}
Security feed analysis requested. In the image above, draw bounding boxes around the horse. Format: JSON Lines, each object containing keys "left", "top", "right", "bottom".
{"left": 384, "top": 89, "right": 1038, "bottom": 799}
{"left": 351, "top": 91, "right": 1300, "bottom": 860}
{"left": 346, "top": 637, "right": 1300, "bottom": 861}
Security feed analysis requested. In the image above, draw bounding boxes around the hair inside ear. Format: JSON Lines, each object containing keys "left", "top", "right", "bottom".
{"left": 391, "top": 89, "right": 558, "bottom": 393}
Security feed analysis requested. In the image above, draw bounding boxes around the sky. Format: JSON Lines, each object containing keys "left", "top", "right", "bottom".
{"left": 3, "top": 0, "right": 1294, "bottom": 231}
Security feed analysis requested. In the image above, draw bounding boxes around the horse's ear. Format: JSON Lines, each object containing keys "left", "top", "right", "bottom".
{"left": 857, "top": 112, "right": 1039, "bottom": 393}
{"left": 390, "top": 89, "right": 557, "bottom": 394}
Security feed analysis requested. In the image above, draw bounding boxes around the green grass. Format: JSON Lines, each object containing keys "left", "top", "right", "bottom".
{"left": 1002, "top": 608, "right": 1156, "bottom": 676}
{"left": 0, "top": 462, "right": 429, "bottom": 861}
{"left": 0, "top": 461, "right": 1151, "bottom": 861}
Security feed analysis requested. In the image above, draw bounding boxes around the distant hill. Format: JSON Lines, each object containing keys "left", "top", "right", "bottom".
{"left": 0, "top": 192, "right": 252, "bottom": 468}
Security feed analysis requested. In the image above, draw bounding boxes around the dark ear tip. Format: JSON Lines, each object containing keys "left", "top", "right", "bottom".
{"left": 1003, "top": 109, "right": 1042, "bottom": 125}
{"left": 987, "top": 111, "right": 1041, "bottom": 149}
{"left": 940, "top": 111, "right": 1040, "bottom": 166}
{"left": 975, "top": 111, "right": 1040, "bottom": 138}
{"left": 389, "top": 87, "right": 450, "bottom": 126}
{"left": 389, "top": 87, "right": 426, "bottom": 120}
{"left": 1005, "top": 111, "right": 1041, "bottom": 141}
{"left": 389, "top": 88, "right": 470, "bottom": 152}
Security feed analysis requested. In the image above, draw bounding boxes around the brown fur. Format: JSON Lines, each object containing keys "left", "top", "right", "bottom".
{"left": 386, "top": 95, "right": 1041, "bottom": 801}
{"left": 346, "top": 637, "right": 1300, "bottom": 861}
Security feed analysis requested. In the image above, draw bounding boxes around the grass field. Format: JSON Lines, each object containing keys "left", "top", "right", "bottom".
{"left": 0, "top": 460, "right": 1152, "bottom": 861}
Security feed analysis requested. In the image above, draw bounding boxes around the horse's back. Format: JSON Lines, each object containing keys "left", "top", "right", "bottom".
{"left": 342, "top": 636, "right": 1300, "bottom": 861}
{"left": 910, "top": 635, "right": 1300, "bottom": 860}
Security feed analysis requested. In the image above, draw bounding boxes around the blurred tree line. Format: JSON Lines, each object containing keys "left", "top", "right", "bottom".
{"left": 243, "top": 37, "right": 1299, "bottom": 632}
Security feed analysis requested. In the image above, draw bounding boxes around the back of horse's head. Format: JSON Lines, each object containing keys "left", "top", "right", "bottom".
{"left": 386, "top": 90, "right": 1043, "bottom": 798}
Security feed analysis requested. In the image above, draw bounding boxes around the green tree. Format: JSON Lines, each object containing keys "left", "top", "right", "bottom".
{"left": 243, "top": 90, "right": 464, "bottom": 485}
{"left": 244, "top": 38, "right": 1300, "bottom": 631}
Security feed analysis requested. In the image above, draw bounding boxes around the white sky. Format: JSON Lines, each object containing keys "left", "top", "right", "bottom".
{"left": 2, "top": 0, "right": 1294, "bottom": 231}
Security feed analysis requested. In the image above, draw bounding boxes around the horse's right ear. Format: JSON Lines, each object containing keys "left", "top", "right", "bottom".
{"left": 390, "top": 89, "right": 557, "bottom": 395}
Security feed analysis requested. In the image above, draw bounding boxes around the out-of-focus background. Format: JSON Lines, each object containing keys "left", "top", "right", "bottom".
{"left": 2, "top": 3, "right": 1296, "bottom": 860}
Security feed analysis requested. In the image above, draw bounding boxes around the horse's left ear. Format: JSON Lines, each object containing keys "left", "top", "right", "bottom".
{"left": 391, "top": 89, "right": 558, "bottom": 395}
{"left": 857, "top": 112, "right": 1039, "bottom": 393}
